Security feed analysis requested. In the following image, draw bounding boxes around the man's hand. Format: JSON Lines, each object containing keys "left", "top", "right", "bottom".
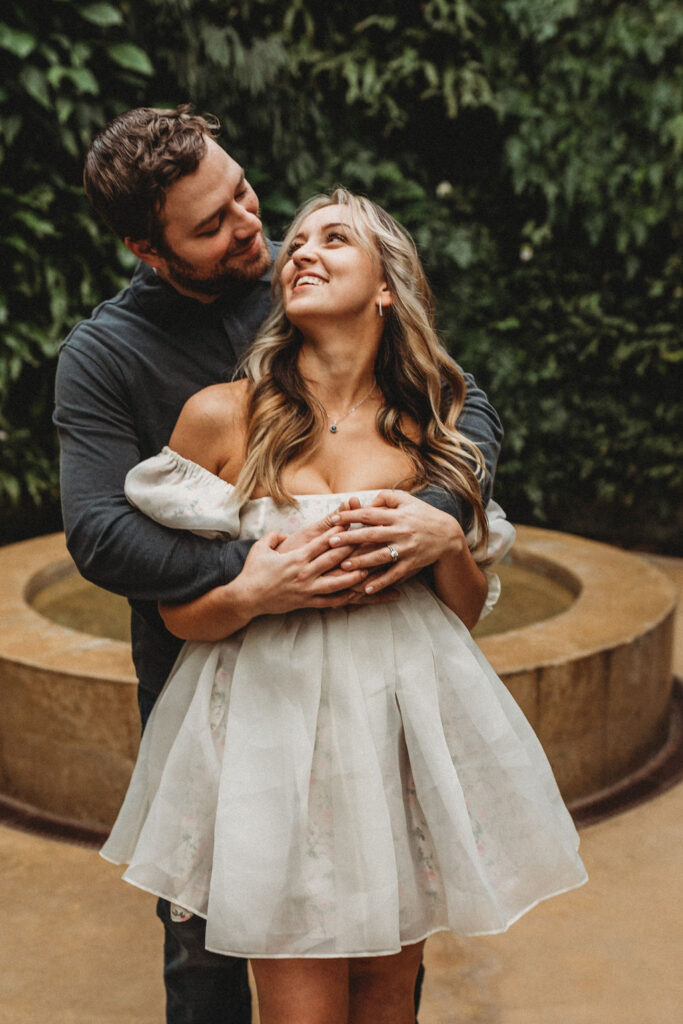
{"left": 160, "top": 505, "right": 405, "bottom": 642}
{"left": 160, "top": 523, "right": 363, "bottom": 641}
{"left": 327, "top": 490, "right": 465, "bottom": 594}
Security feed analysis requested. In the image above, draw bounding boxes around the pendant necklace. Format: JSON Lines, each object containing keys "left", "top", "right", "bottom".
{"left": 326, "top": 381, "right": 377, "bottom": 434}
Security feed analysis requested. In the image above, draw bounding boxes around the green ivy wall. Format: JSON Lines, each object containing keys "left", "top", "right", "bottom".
{"left": 1, "top": 0, "right": 681, "bottom": 549}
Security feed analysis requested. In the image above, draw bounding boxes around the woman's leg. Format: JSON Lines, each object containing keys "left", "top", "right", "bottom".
{"left": 250, "top": 958, "right": 350, "bottom": 1024}
{"left": 348, "top": 941, "right": 426, "bottom": 1024}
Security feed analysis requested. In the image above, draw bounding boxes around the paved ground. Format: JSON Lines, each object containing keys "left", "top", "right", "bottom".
{"left": 2, "top": 555, "right": 681, "bottom": 1024}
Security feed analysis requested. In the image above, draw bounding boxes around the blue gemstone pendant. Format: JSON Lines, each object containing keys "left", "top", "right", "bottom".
{"left": 330, "top": 424, "right": 338, "bottom": 433}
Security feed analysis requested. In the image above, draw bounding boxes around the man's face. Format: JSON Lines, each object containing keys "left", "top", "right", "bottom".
{"left": 145, "top": 137, "right": 270, "bottom": 299}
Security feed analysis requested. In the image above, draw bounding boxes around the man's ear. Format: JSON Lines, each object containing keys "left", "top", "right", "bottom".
{"left": 125, "top": 237, "right": 163, "bottom": 269}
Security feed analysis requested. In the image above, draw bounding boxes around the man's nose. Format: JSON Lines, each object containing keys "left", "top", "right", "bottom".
{"left": 233, "top": 204, "right": 262, "bottom": 238}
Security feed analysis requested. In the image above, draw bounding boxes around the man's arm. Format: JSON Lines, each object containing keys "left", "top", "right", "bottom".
{"left": 56, "top": 343, "right": 370, "bottom": 617}
{"left": 158, "top": 526, "right": 382, "bottom": 641}
{"left": 55, "top": 341, "right": 249, "bottom": 605}
{"left": 457, "top": 370, "right": 503, "bottom": 505}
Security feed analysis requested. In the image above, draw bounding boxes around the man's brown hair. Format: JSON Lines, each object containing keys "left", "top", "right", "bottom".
{"left": 83, "top": 104, "right": 220, "bottom": 245}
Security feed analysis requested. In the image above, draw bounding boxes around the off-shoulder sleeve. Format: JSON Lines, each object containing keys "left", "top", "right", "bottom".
{"left": 466, "top": 500, "right": 516, "bottom": 620}
{"left": 124, "top": 447, "right": 243, "bottom": 540}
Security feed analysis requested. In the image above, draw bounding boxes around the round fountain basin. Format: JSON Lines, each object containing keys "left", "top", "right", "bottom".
{"left": 0, "top": 529, "right": 676, "bottom": 834}
{"left": 29, "top": 557, "right": 575, "bottom": 645}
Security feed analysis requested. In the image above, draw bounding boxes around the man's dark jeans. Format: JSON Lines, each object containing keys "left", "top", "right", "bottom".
{"left": 139, "top": 688, "right": 424, "bottom": 1024}
{"left": 156, "top": 900, "right": 251, "bottom": 1024}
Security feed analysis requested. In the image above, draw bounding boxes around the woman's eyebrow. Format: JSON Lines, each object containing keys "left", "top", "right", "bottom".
{"left": 289, "top": 220, "right": 353, "bottom": 245}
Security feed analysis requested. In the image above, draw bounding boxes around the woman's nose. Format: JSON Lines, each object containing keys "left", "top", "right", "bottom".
{"left": 293, "top": 243, "right": 315, "bottom": 264}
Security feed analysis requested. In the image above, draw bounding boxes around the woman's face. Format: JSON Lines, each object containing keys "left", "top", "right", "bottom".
{"left": 280, "top": 204, "right": 388, "bottom": 328}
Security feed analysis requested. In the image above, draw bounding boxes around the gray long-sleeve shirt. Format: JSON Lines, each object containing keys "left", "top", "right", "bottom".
{"left": 54, "top": 249, "right": 503, "bottom": 698}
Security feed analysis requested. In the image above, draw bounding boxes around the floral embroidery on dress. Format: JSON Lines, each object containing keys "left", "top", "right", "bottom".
{"left": 405, "top": 775, "right": 442, "bottom": 902}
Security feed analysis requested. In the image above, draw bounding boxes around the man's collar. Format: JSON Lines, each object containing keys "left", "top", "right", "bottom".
{"left": 262, "top": 239, "right": 281, "bottom": 282}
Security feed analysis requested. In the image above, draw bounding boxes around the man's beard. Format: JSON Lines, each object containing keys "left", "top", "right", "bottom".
{"left": 159, "top": 235, "right": 271, "bottom": 297}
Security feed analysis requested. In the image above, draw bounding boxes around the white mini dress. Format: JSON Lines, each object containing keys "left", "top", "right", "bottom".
{"left": 101, "top": 448, "right": 587, "bottom": 959}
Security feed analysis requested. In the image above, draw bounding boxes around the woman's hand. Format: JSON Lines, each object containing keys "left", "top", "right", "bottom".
{"left": 327, "top": 490, "right": 464, "bottom": 592}
{"left": 275, "top": 510, "right": 352, "bottom": 555}
{"left": 326, "top": 489, "right": 488, "bottom": 627}
{"left": 272, "top": 501, "right": 400, "bottom": 606}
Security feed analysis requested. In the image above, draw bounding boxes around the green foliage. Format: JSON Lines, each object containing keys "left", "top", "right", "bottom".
{"left": 442, "top": 249, "right": 683, "bottom": 549}
{"left": 1, "top": 0, "right": 681, "bottom": 549}
{"left": 0, "top": 0, "right": 151, "bottom": 516}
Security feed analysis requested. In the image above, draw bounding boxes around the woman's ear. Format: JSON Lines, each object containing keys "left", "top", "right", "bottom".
{"left": 377, "top": 283, "right": 392, "bottom": 316}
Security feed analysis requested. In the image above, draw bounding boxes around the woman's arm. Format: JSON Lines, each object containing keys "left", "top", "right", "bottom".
{"left": 159, "top": 572, "right": 255, "bottom": 642}
{"left": 430, "top": 536, "right": 489, "bottom": 630}
{"left": 166, "top": 380, "right": 248, "bottom": 479}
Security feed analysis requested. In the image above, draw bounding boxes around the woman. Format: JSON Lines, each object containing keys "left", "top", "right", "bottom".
{"left": 102, "top": 189, "right": 586, "bottom": 1024}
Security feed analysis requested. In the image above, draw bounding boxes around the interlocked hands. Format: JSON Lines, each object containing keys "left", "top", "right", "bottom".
{"left": 238, "top": 489, "right": 463, "bottom": 616}
{"left": 326, "top": 490, "right": 464, "bottom": 594}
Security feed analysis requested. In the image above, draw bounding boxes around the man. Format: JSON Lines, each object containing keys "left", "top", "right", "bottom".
{"left": 55, "top": 105, "right": 503, "bottom": 1023}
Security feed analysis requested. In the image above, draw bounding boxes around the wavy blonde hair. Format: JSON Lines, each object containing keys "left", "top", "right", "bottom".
{"left": 236, "top": 188, "right": 488, "bottom": 545}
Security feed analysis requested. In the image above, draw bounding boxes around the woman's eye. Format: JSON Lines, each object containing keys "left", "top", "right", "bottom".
{"left": 328, "top": 232, "right": 347, "bottom": 243}
{"left": 286, "top": 241, "right": 302, "bottom": 256}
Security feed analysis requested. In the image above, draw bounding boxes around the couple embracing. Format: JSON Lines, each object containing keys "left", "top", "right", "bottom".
{"left": 56, "top": 106, "right": 586, "bottom": 1024}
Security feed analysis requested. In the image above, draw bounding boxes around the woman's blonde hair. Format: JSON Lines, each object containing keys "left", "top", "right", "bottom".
{"left": 236, "top": 187, "right": 488, "bottom": 545}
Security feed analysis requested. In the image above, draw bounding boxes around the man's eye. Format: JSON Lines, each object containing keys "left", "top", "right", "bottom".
{"left": 199, "top": 226, "right": 220, "bottom": 237}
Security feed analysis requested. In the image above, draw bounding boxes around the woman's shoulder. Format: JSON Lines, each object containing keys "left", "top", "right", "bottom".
{"left": 170, "top": 380, "right": 250, "bottom": 476}
{"left": 180, "top": 379, "right": 250, "bottom": 426}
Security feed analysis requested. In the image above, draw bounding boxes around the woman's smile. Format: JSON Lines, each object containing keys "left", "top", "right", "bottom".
{"left": 293, "top": 272, "right": 329, "bottom": 289}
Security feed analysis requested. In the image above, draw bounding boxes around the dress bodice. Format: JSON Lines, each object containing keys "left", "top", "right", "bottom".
{"left": 126, "top": 446, "right": 511, "bottom": 543}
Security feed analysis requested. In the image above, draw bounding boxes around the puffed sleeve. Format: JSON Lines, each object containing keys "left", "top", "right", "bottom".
{"left": 125, "top": 447, "right": 243, "bottom": 540}
{"left": 467, "top": 500, "right": 516, "bottom": 620}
